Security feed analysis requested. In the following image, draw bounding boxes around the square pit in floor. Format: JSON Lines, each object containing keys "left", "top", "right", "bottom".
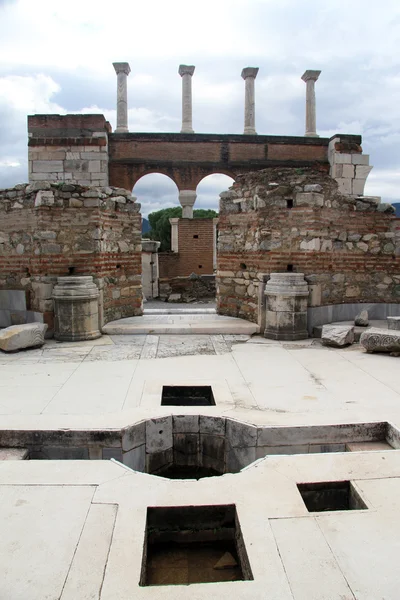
{"left": 161, "top": 385, "right": 216, "bottom": 406}
{"left": 140, "top": 504, "right": 253, "bottom": 586}
{"left": 297, "top": 481, "right": 368, "bottom": 512}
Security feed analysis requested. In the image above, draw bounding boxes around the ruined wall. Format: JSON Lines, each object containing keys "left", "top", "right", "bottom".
{"left": 217, "top": 167, "right": 399, "bottom": 323}
{"left": 28, "top": 115, "right": 110, "bottom": 187}
{"left": 0, "top": 182, "right": 142, "bottom": 332}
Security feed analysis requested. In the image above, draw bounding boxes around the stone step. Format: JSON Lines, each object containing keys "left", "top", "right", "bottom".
{"left": 144, "top": 308, "right": 216, "bottom": 315}
{"left": 0, "top": 448, "right": 29, "bottom": 460}
{"left": 103, "top": 314, "right": 259, "bottom": 336}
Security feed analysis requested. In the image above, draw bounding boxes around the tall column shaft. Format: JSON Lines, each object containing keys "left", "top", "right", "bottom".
{"left": 113, "top": 62, "right": 131, "bottom": 133}
{"left": 179, "top": 65, "right": 195, "bottom": 133}
{"left": 301, "top": 70, "right": 321, "bottom": 137}
{"left": 241, "top": 67, "right": 259, "bottom": 135}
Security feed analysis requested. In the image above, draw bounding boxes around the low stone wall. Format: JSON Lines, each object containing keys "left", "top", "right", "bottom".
{"left": 217, "top": 167, "right": 399, "bottom": 323}
{"left": 0, "top": 182, "right": 142, "bottom": 332}
{"left": 0, "top": 417, "right": 397, "bottom": 472}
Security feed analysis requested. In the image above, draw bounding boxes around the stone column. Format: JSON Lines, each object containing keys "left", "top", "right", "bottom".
{"left": 52, "top": 276, "right": 101, "bottom": 341}
{"left": 264, "top": 273, "right": 309, "bottom": 340}
{"left": 179, "top": 190, "right": 196, "bottom": 219}
{"left": 212, "top": 217, "right": 219, "bottom": 271}
{"left": 169, "top": 218, "right": 179, "bottom": 252}
{"left": 178, "top": 65, "right": 195, "bottom": 133}
{"left": 241, "top": 67, "right": 259, "bottom": 135}
{"left": 301, "top": 70, "right": 321, "bottom": 137}
{"left": 113, "top": 62, "right": 131, "bottom": 133}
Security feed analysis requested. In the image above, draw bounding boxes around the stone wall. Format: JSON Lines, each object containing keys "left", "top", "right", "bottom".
{"left": 159, "top": 274, "right": 215, "bottom": 303}
{"left": 0, "top": 182, "right": 142, "bottom": 332}
{"left": 217, "top": 167, "right": 399, "bottom": 323}
{"left": 28, "top": 114, "right": 110, "bottom": 187}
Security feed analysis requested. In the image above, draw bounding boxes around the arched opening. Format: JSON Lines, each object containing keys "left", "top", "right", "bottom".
{"left": 195, "top": 173, "right": 235, "bottom": 213}
{"left": 195, "top": 175, "right": 235, "bottom": 307}
{"left": 133, "top": 173, "right": 180, "bottom": 236}
{"left": 133, "top": 174, "right": 179, "bottom": 304}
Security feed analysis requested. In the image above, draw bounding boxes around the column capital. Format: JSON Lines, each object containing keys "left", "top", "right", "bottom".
{"left": 179, "top": 64, "right": 195, "bottom": 77}
{"left": 241, "top": 67, "right": 259, "bottom": 80}
{"left": 113, "top": 62, "right": 131, "bottom": 76}
{"left": 301, "top": 69, "right": 321, "bottom": 83}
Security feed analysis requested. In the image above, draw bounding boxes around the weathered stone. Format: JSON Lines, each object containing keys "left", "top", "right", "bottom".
{"left": 52, "top": 276, "right": 101, "bottom": 342}
{"left": 360, "top": 327, "right": 400, "bottom": 353}
{"left": 355, "top": 310, "right": 369, "bottom": 327}
{"left": 34, "top": 190, "right": 54, "bottom": 207}
{"left": 0, "top": 323, "right": 48, "bottom": 352}
{"left": 321, "top": 325, "right": 354, "bottom": 347}
{"left": 387, "top": 317, "right": 400, "bottom": 331}
{"left": 264, "top": 273, "right": 309, "bottom": 340}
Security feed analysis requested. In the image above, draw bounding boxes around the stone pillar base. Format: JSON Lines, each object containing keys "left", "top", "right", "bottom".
{"left": 264, "top": 273, "right": 309, "bottom": 341}
{"left": 53, "top": 276, "right": 101, "bottom": 342}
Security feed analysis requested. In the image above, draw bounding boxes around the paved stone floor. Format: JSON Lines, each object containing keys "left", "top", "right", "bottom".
{"left": 1, "top": 331, "right": 400, "bottom": 598}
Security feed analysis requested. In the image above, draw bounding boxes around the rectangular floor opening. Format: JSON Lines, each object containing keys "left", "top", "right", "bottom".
{"left": 140, "top": 504, "right": 253, "bottom": 586}
{"left": 297, "top": 480, "right": 368, "bottom": 512}
{"left": 161, "top": 385, "right": 216, "bottom": 406}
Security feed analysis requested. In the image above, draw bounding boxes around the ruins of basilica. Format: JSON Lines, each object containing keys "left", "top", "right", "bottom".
{"left": 0, "top": 61, "right": 400, "bottom": 599}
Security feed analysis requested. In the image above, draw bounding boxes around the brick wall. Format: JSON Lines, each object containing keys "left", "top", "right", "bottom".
{"left": 159, "top": 218, "right": 214, "bottom": 278}
{"left": 217, "top": 167, "right": 400, "bottom": 322}
{"left": 0, "top": 182, "right": 142, "bottom": 332}
{"left": 107, "top": 132, "right": 332, "bottom": 190}
{"left": 28, "top": 114, "right": 111, "bottom": 187}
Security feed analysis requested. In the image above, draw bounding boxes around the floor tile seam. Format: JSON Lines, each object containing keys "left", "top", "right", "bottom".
{"left": 120, "top": 357, "right": 141, "bottom": 411}
{"left": 231, "top": 352, "right": 260, "bottom": 409}
{"left": 98, "top": 503, "right": 119, "bottom": 598}
{"left": 285, "top": 347, "right": 328, "bottom": 390}
{"left": 58, "top": 486, "right": 98, "bottom": 599}
{"left": 145, "top": 335, "right": 160, "bottom": 359}
{"left": 313, "top": 517, "right": 357, "bottom": 599}
{"left": 269, "top": 520, "right": 296, "bottom": 600}
{"left": 39, "top": 360, "right": 84, "bottom": 414}
{"left": 335, "top": 349, "right": 400, "bottom": 396}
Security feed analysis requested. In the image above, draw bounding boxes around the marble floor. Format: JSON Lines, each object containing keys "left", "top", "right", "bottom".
{"left": 1, "top": 332, "right": 400, "bottom": 598}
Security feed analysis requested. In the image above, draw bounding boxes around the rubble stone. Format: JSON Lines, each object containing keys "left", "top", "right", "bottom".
{"left": 355, "top": 310, "right": 369, "bottom": 327}
{"left": 0, "top": 323, "right": 48, "bottom": 352}
{"left": 321, "top": 325, "right": 355, "bottom": 347}
{"left": 360, "top": 327, "right": 400, "bottom": 353}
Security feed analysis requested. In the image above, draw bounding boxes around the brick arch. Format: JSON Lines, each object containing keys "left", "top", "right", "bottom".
{"left": 195, "top": 171, "right": 236, "bottom": 190}
{"left": 132, "top": 171, "right": 180, "bottom": 192}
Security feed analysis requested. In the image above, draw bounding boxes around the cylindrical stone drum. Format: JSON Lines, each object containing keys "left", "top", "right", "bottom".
{"left": 264, "top": 273, "right": 309, "bottom": 340}
{"left": 53, "top": 276, "right": 101, "bottom": 341}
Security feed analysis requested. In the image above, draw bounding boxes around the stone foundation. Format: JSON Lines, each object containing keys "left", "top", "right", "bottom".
{"left": 217, "top": 167, "right": 399, "bottom": 323}
{"left": 0, "top": 182, "right": 142, "bottom": 333}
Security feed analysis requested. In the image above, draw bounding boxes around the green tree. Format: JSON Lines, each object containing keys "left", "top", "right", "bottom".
{"left": 147, "top": 207, "right": 218, "bottom": 251}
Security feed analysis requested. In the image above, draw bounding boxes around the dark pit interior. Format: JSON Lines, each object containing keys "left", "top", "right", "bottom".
{"left": 161, "top": 385, "right": 216, "bottom": 406}
{"left": 158, "top": 465, "right": 222, "bottom": 480}
{"left": 140, "top": 504, "right": 253, "bottom": 586}
{"left": 298, "top": 480, "right": 368, "bottom": 512}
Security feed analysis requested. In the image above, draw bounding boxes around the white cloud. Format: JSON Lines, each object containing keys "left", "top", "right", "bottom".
{"left": 1, "top": 0, "right": 400, "bottom": 200}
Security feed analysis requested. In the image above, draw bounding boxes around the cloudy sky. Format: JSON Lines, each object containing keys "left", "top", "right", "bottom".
{"left": 1, "top": 0, "right": 400, "bottom": 216}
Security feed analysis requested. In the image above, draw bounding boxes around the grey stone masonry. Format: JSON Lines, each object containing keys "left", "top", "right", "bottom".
{"left": 28, "top": 115, "right": 110, "bottom": 186}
